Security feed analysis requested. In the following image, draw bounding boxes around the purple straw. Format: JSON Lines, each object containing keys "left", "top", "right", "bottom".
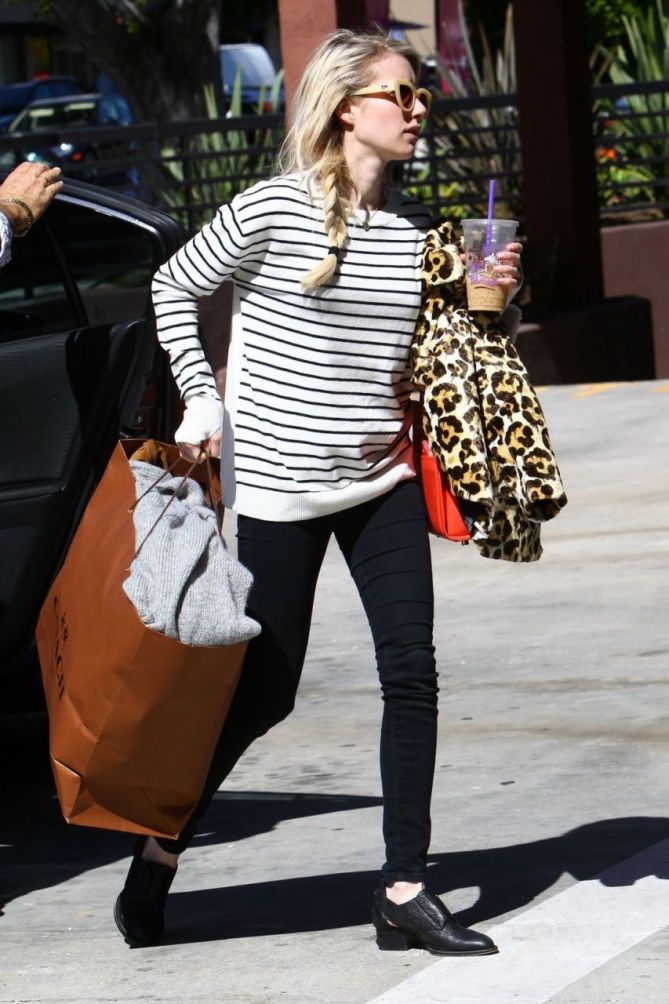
{"left": 485, "top": 179, "right": 496, "bottom": 248}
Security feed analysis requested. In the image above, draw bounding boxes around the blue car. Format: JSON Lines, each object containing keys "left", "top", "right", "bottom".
{"left": 0, "top": 75, "right": 83, "bottom": 132}
{"left": 220, "top": 43, "right": 285, "bottom": 114}
{"left": 0, "top": 93, "right": 137, "bottom": 192}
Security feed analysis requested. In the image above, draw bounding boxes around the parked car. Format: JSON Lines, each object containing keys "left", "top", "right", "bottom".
{"left": 0, "top": 179, "right": 185, "bottom": 712}
{"left": 219, "top": 43, "right": 284, "bottom": 114}
{"left": 0, "top": 75, "right": 84, "bottom": 132}
{"left": 0, "top": 93, "right": 137, "bottom": 193}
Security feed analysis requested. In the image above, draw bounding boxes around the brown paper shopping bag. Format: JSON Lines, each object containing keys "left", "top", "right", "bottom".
{"left": 35, "top": 440, "right": 247, "bottom": 839}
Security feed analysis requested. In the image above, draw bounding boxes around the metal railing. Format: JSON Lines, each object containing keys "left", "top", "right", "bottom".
{"left": 399, "top": 91, "right": 522, "bottom": 222}
{"left": 0, "top": 113, "right": 284, "bottom": 233}
{"left": 400, "top": 79, "right": 669, "bottom": 224}
{"left": 592, "top": 79, "right": 669, "bottom": 221}
{"left": 1, "top": 80, "right": 667, "bottom": 232}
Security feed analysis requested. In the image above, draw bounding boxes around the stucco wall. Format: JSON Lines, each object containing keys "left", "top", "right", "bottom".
{"left": 391, "top": 0, "right": 436, "bottom": 56}
{"left": 601, "top": 221, "right": 669, "bottom": 379}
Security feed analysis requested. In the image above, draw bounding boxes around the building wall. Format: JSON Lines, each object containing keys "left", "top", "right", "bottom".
{"left": 601, "top": 220, "right": 669, "bottom": 378}
{"left": 391, "top": 0, "right": 436, "bottom": 56}
{"left": 0, "top": 1, "right": 61, "bottom": 84}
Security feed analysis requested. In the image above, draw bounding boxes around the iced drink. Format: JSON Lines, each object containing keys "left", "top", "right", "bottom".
{"left": 462, "top": 219, "right": 518, "bottom": 311}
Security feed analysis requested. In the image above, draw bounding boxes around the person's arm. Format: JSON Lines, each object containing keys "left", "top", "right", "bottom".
{"left": 0, "top": 211, "right": 12, "bottom": 269}
{"left": 152, "top": 188, "right": 266, "bottom": 456}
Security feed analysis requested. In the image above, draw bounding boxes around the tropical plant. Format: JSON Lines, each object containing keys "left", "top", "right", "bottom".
{"left": 403, "top": 3, "right": 520, "bottom": 221}
{"left": 155, "top": 68, "right": 285, "bottom": 232}
{"left": 585, "top": 0, "right": 655, "bottom": 54}
{"left": 463, "top": 0, "right": 650, "bottom": 61}
{"left": 593, "top": 0, "right": 669, "bottom": 217}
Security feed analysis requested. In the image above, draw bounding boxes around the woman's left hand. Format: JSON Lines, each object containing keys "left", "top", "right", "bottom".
{"left": 458, "top": 241, "right": 523, "bottom": 296}
{"left": 495, "top": 241, "right": 523, "bottom": 294}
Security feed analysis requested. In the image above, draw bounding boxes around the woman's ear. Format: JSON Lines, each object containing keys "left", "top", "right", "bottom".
{"left": 335, "top": 97, "right": 355, "bottom": 128}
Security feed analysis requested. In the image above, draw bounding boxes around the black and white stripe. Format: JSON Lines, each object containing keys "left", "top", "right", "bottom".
{"left": 152, "top": 174, "right": 431, "bottom": 520}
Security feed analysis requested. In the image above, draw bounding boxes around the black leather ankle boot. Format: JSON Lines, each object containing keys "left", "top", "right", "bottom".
{"left": 372, "top": 882, "right": 498, "bottom": 956}
{"left": 114, "top": 839, "right": 177, "bottom": 947}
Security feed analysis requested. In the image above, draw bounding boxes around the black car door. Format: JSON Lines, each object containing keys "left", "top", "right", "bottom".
{"left": 0, "top": 181, "right": 185, "bottom": 701}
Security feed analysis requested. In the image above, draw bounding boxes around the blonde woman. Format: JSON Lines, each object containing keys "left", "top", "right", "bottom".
{"left": 114, "top": 28, "right": 520, "bottom": 954}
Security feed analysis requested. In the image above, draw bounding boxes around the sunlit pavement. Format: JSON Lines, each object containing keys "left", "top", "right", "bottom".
{"left": 2, "top": 381, "right": 667, "bottom": 1004}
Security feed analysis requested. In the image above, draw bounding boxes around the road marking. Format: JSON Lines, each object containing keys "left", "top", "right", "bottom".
{"left": 572, "top": 382, "right": 622, "bottom": 398}
{"left": 650, "top": 383, "right": 669, "bottom": 393}
{"left": 366, "top": 838, "right": 669, "bottom": 1004}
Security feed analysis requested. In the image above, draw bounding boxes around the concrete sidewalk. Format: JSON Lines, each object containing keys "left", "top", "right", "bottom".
{"left": 2, "top": 381, "right": 668, "bottom": 1004}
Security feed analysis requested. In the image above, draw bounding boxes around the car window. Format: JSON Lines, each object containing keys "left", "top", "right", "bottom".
{"left": 0, "top": 215, "right": 78, "bottom": 338}
{"left": 53, "top": 201, "right": 156, "bottom": 325}
{"left": 0, "top": 198, "right": 157, "bottom": 337}
{"left": 11, "top": 100, "right": 97, "bottom": 132}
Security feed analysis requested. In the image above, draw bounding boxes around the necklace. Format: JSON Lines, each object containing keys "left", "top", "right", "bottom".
{"left": 358, "top": 195, "right": 387, "bottom": 231}
{"left": 362, "top": 207, "right": 381, "bottom": 231}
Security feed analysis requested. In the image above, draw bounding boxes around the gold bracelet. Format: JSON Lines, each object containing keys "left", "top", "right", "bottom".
{"left": 0, "top": 197, "right": 34, "bottom": 238}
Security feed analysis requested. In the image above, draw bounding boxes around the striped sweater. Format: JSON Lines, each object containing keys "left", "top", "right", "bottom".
{"left": 152, "top": 173, "right": 432, "bottom": 521}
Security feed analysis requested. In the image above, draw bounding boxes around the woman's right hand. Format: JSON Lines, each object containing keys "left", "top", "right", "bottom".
{"left": 174, "top": 395, "right": 223, "bottom": 462}
{"left": 178, "top": 427, "right": 222, "bottom": 463}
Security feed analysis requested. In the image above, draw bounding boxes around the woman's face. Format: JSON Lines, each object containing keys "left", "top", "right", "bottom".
{"left": 342, "top": 52, "right": 428, "bottom": 165}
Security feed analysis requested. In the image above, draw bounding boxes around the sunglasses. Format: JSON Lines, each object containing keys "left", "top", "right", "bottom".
{"left": 350, "top": 79, "right": 432, "bottom": 115}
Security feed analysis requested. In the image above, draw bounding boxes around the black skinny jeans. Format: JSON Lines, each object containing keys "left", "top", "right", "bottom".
{"left": 156, "top": 478, "right": 439, "bottom": 883}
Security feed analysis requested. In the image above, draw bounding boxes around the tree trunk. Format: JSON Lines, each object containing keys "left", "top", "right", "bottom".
{"left": 48, "top": 0, "right": 221, "bottom": 122}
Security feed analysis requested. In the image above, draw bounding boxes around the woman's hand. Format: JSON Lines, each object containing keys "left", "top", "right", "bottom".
{"left": 458, "top": 240, "right": 523, "bottom": 311}
{"left": 178, "top": 427, "right": 222, "bottom": 463}
{"left": 458, "top": 241, "right": 523, "bottom": 294}
{"left": 494, "top": 241, "right": 523, "bottom": 295}
{"left": 175, "top": 396, "right": 223, "bottom": 462}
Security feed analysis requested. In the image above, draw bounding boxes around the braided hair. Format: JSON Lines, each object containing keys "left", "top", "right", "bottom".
{"left": 277, "top": 29, "right": 420, "bottom": 292}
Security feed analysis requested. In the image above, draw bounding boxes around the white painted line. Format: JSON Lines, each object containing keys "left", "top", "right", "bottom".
{"left": 366, "top": 838, "right": 669, "bottom": 1004}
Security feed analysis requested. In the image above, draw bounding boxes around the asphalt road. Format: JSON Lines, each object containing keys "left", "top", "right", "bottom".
{"left": 2, "top": 380, "right": 667, "bottom": 1004}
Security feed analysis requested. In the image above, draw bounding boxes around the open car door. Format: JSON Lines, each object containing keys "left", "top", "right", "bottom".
{"left": 0, "top": 181, "right": 185, "bottom": 705}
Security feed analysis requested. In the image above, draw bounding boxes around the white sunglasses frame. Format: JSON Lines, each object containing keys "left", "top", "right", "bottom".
{"left": 350, "top": 78, "right": 432, "bottom": 115}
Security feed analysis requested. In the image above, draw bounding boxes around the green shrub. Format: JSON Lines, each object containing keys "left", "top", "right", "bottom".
{"left": 594, "top": 0, "right": 669, "bottom": 217}
{"left": 404, "top": 4, "right": 520, "bottom": 221}
{"left": 156, "top": 69, "right": 285, "bottom": 232}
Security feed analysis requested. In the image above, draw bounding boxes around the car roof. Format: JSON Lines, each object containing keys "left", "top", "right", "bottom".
{"left": 219, "top": 44, "right": 276, "bottom": 87}
{"left": 21, "top": 93, "right": 101, "bottom": 109}
{"left": 0, "top": 75, "right": 79, "bottom": 91}
{"left": 0, "top": 79, "right": 83, "bottom": 115}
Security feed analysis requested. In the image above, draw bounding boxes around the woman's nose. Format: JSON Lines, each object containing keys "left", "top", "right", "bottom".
{"left": 414, "top": 99, "right": 428, "bottom": 121}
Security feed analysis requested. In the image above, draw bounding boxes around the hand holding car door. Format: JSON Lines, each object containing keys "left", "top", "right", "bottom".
{"left": 0, "top": 160, "right": 63, "bottom": 238}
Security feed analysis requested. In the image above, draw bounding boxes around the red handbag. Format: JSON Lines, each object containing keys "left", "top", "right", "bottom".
{"left": 415, "top": 429, "right": 471, "bottom": 543}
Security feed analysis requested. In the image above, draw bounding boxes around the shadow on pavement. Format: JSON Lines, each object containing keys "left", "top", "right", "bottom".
{"left": 163, "top": 814, "right": 669, "bottom": 945}
{"left": 2, "top": 731, "right": 667, "bottom": 943}
{"left": 0, "top": 737, "right": 382, "bottom": 915}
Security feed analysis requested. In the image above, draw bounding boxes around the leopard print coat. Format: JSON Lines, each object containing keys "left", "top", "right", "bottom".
{"left": 412, "top": 219, "right": 567, "bottom": 562}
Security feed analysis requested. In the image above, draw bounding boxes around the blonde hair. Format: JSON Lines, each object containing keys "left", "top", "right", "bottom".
{"left": 278, "top": 29, "right": 420, "bottom": 291}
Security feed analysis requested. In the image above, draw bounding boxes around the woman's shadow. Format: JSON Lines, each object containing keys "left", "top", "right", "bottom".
{"left": 165, "top": 812, "right": 669, "bottom": 944}
{"left": 2, "top": 732, "right": 668, "bottom": 942}
{"left": 0, "top": 733, "right": 383, "bottom": 916}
